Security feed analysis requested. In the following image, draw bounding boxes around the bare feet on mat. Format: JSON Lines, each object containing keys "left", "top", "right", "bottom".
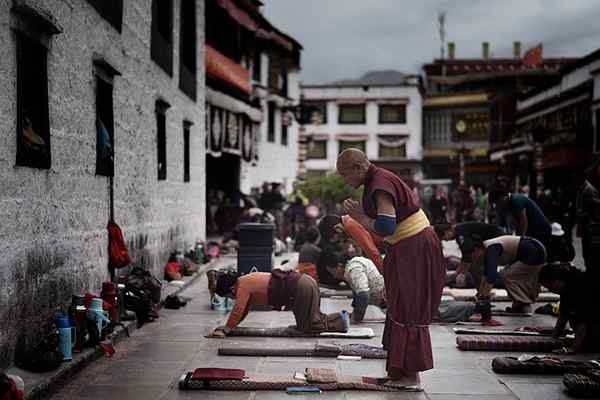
{"left": 380, "top": 372, "right": 423, "bottom": 391}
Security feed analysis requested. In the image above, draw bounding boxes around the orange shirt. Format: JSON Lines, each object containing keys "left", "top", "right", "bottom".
{"left": 225, "top": 272, "right": 270, "bottom": 329}
{"left": 342, "top": 215, "right": 385, "bottom": 272}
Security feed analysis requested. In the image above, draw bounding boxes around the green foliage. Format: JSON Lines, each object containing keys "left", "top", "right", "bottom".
{"left": 298, "top": 173, "right": 362, "bottom": 212}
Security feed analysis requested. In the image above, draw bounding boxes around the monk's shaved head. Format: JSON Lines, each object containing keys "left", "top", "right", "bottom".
{"left": 337, "top": 148, "right": 369, "bottom": 170}
{"left": 336, "top": 148, "right": 370, "bottom": 189}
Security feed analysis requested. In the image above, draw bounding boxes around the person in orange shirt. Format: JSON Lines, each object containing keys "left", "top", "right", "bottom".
{"left": 318, "top": 214, "right": 384, "bottom": 272}
{"left": 212, "top": 271, "right": 349, "bottom": 337}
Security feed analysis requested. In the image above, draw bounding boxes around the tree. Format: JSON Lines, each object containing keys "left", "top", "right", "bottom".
{"left": 298, "top": 173, "right": 362, "bottom": 213}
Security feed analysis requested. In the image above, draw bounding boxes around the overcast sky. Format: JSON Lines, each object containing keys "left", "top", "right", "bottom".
{"left": 262, "top": 0, "right": 600, "bottom": 84}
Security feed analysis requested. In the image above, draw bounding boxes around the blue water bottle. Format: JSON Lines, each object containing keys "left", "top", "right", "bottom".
{"left": 56, "top": 315, "right": 76, "bottom": 361}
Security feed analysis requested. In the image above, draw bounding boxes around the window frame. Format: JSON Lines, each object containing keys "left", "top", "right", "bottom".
{"left": 378, "top": 143, "right": 407, "bottom": 159}
{"left": 306, "top": 139, "right": 328, "bottom": 160}
{"left": 179, "top": 0, "right": 197, "bottom": 100}
{"left": 183, "top": 120, "right": 192, "bottom": 182}
{"left": 85, "top": 0, "right": 124, "bottom": 33}
{"left": 267, "top": 102, "right": 276, "bottom": 142}
{"left": 150, "top": 0, "right": 174, "bottom": 76}
{"left": 15, "top": 33, "right": 51, "bottom": 169}
{"left": 338, "top": 140, "right": 366, "bottom": 154}
{"left": 156, "top": 99, "right": 171, "bottom": 181}
{"left": 338, "top": 103, "right": 366, "bottom": 124}
{"left": 378, "top": 103, "right": 407, "bottom": 124}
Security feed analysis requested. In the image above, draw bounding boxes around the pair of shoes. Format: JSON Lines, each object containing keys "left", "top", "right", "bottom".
{"left": 375, "top": 378, "right": 424, "bottom": 392}
{"left": 340, "top": 310, "right": 350, "bottom": 332}
{"left": 164, "top": 295, "right": 187, "bottom": 309}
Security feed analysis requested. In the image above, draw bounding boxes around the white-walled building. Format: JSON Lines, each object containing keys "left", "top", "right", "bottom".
{"left": 300, "top": 71, "right": 423, "bottom": 182}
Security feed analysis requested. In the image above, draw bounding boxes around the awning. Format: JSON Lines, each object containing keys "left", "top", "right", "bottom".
{"left": 335, "top": 133, "right": 369, "bottom": 141}
{"left": 205, "top": 45, "right": 251, "bottom": 95}
{"left": 489, "top": 143, "right": 533, "bottom": 161}
{"left": 216, "top": 0, "right": 258, "bottom": 32}
{"left": 206, "top": 87, "right": 262, "bottom": 122}
{"left": 377, "top": 134, "right": 408, "bottom": 147}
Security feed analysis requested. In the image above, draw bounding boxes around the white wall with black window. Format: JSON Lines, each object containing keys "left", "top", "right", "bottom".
{"left": 0, "top": 0, "right": 205, "bottom": 367}
{"left": 300, "top": 71, "right": 423, "bottom": 180}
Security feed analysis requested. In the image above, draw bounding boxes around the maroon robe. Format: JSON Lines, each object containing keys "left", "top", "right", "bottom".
{"left": 362, "top": 164, "right": 445, "bottom": 373}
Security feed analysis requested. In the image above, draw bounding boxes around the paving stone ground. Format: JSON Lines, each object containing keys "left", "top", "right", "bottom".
{"left": 48, "top": 252, "right": 597, "bottom": 400}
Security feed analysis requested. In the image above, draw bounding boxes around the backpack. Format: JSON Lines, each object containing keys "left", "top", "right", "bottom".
{"left": 126, "top": 267, "right": 162, "bottom": 304}
{"left": 107, "top": 221, "right": 131, "bottom": 269}
{"left": 267, "top": 269, "right": 301, "bottom": 310}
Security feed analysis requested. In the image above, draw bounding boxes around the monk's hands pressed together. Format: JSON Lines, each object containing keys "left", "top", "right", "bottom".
{"left": 343, "top": 198, "right": 365, "bottom": 221}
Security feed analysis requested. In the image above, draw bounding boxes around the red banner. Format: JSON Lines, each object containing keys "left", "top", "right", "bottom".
{"left": 205, "top": 45, "right": 251, "bottom": 94}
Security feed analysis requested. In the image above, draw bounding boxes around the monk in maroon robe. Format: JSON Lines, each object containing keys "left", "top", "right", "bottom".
{"left": 337, "top": 149, "right": 445, "bottom": 390}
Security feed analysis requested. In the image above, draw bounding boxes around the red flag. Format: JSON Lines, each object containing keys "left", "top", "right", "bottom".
{"left": 523, "top": 43, "right": 543, "bottom": 67}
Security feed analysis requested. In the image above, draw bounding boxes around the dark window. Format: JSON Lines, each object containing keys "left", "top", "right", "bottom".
{"left": 179, "top": 0, "right": 196, "bottom": 100}
{"left": 304, "top": 102, "right": 327, "bottom": 124}
{"left": 379, "top": 104, "right": 406, "bottom": 124}
{"left": 16, "top": 34, "right": 50, "bottom": 169}
{"left": 156, "top": 100, "right": 171, "bottom": 180}
{"left": 307, "top": 140, "right": 327, "bottom": 159}
{"left": 252, "top": 46, "right": 261, "bottom": 82}
{"left": 338, "top": 140, "right": 366, "bottom": 154}
{"left": 281, "top": 123, "right": 288, "bottom": 146}
{"left": 95, "top": 77, "right": 115, "bottom": 176}
{"left": 151, "top": 0, "right": 173, "bottom": 76}
{"left": 85, "top": 0, "right": 123, "bottom": 33}
{"left": 379, "top": 143, "right": 406, "bottom": 159}
{"left": 596, "top": 110, "right": 600, "bottom": 153}
{"left": 267, "top": 102, "right": 276, "bottom": 142}
{"left": 281, "top": 61, "right": 288, "bottom": 97}
{"left": 338, "top": 104, "right": 366, "bottom": 124}
{"left": 183, "top": 121, "right": 192, "bottom": 182}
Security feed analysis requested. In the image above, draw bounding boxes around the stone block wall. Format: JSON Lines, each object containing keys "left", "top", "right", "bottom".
{"left": 0, "top": 0, "right": 205, "bottom": 367}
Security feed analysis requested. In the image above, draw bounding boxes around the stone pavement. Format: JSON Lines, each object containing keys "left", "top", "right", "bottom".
{"left": 47, "top": 254, "right": 594, "bottom": 400}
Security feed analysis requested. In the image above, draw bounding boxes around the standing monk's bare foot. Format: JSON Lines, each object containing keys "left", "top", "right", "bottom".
{"left": 382, "top": 371, "right": 422, "bottom": 390}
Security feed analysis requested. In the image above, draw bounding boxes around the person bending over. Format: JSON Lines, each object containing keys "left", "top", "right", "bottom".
{"left": 472, "top": 235, "right": 547, "bottom": 319}
{"left": 539, "top": 263, "right": 600, "bottom": 354}
{"left": 212, "top": 270, "right": 349, "bottom": 337}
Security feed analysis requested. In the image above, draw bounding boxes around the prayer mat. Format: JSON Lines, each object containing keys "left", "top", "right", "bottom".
{"left": 492, "top": 356, "right": 600, "bottom": 375}
{"left": 179, "top": 370, "right": 407, "bottom": 392}
{"left": 453, "top": 328, "right": 545, "bottom": 336}
{"left": 191, "top": 368, "right": 246, "bottom": 381}
{"left": 563, "top": 373, "right": 600, "bottom": 398}
{"left": 492, "top": 310, "right": 533, "bottom": 317}
{"left": 208, "top": 327, "right": 375, "bottom": 338}
{"left": 448, "top": 288, "right": 559, "bottom": 303}
{"left": 320, "top": 289, "right": 353, "bottom": 299}
{"left": 218, "top": 343, "right": 387, "bottom": 359}
{"left": 456, "top": 335, "right": 562, "bottom": 352}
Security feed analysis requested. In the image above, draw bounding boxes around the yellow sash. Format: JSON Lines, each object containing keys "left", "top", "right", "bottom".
{"left": 384, "top": 209, "right": 430, "bottom": 245}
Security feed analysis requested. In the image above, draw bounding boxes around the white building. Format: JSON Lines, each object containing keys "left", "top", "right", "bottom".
{"left": 300, "top": 71, "right": 423, "bottom": 182}
{"left": 205, "top": 0, "right": 302, "bottom": 208}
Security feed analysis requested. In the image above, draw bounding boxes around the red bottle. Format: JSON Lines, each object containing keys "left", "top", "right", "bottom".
{"left": 101, "top": 282, "right": 118, "bottom": 322}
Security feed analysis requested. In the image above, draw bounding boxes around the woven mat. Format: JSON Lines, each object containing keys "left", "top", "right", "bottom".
{"left": 218, "top": 343, "right": 387, "bottom": 359}
{"left": 179, "top": 371, "right": 403, "bottom": 392}
{"left": 208, "top": 327, "right": 375, "bottom": 338}
{"left": 447, "top": 288, "right": 559, "bottom": 302}
{"left": 493, "top": 357, "right": 600, "bottom": 375}
{"left": 453, "top": 328, "right": 545, "bottom": 336}
{"left": 320, "top": 289, "right": 354, "bottom": 299}
{"left": 563, "top": 373, "right": 600, "bottom": 397}
{"left": 456, "top": 334, "right": 561, "bottom": 352}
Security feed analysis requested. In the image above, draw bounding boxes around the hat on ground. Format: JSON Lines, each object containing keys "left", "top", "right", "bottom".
{"left": 551, "top": 223, "right": 565, "bottom": 237}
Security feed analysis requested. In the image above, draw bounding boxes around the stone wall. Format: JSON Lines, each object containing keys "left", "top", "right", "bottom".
{"left": 0, "top": 0, "right": 205, "bottom": 367}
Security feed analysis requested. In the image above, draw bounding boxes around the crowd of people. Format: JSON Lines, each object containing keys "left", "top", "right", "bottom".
{"left": 209, "top": 151, "right": 600, "bottom": 391}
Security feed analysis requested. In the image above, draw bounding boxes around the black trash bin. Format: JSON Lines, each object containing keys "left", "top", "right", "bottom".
{"left": 238, "top": 223, "right": 274, "bottom": 274}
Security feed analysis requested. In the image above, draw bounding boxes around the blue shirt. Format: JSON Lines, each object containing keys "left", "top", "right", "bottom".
{"left": 509, "top": 194, "right": 551, "bottom": 240}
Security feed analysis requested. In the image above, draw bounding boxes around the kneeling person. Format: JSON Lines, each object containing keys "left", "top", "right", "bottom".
{"left": 213, "top": 271, "right": 349, "bottom": 336}
{"left": 342, "top": 255, "right": 386, "bottom": 322}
